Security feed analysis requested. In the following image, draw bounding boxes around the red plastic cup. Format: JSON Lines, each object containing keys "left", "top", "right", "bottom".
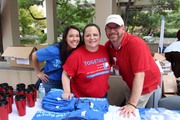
{"left": 0, "top": 91, "right": 4, "bottom": 100}
{"left": 16, "top": 83, "right": 26, "bottom": 90}
{"left": 15, "top": 94, "right": 26, "bottom": 116}
{"left": 25, "top": 88, "right": 35, "bottom": 107}
{"left": 0, "top": 83, "right": 9, "bottom": 92}
{"left": 3, "top": 93, "right": 12, "bottom": 114}
{"left": 0, "top": 99, "right": 8, "bottom": 120}
{"left": 4, "top": 86, "right": 14, "bottom": 104}
{"left": 28, "top": 84, "right": 37, "bottom": 101}
{"left": 0, "top": 84, "right": 3, "bottom": 92}
{"left": 16, "top": 87, "right": 25, "bottom": 95}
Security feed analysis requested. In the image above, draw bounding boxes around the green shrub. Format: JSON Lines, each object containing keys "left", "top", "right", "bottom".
{"left": 38, "top": 34, "right": 47, "bottom": 44}
{"left": 20, "top": 38, "right": 36, "bottom": 44}
{"left": 154, "top": 31, "right": 176, "bottom": 38}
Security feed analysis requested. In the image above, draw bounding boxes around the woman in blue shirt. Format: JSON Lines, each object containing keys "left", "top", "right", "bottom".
{"left": 32, "top": 25, "right": 82, "bottom": 93}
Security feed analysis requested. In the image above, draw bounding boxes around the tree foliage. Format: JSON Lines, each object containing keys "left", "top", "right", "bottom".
{"left": 18, "top": 0, "right": 179, "bottom": 44}
{"left": 18, "top": 0, "right": 46, "bottom": 37}
{"left": 56, "top": 0, "right": 95, "bottom": 36}
{"left": 18, "top": 0, "right": 95, "bottom": 43}
{"left": 123, "top": 0, "right": 180, "bottom": 37}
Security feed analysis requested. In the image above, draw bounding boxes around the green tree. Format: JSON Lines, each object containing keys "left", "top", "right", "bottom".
{"left": 18, "top": 0, "right": 95, "bottom": 43}
{"left": 123, "top": 0, "right": 180, "bottom": 37}
{"left": 19, "top": 8, "right": 34, "bottom": 36}
{"left": 56, "top": 0, "right": 95, "bottom": 37}
{"left": 126, "top": 10, "right": 161, "bottom": 37}
{"left": 18, "top": 0, "right": 46, "bottom": 37}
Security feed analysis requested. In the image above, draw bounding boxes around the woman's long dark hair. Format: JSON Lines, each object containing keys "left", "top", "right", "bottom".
{"left": 59, "top": 25, "right": 82, "bottom": 65}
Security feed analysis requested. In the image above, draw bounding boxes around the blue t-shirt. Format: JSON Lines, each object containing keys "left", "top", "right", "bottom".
{"left": 36, "top": 44, "right": 63, "bottom": 81}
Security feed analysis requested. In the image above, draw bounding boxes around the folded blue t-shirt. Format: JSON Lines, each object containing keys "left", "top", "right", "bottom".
{"left": 65, "top": 109, "right": 104, "bottom": 120}
{"left": 42, "top": 89, "right": 76, "bottom": 112}
{"left": 75, "top": 97, "right": 109, "bottom": 113}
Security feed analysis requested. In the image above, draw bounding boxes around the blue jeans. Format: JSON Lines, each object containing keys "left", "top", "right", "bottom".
{"left": 103, "top": 93, "right": 108, "bottom": 98}
{"left": 42, "top": 79, "right": 62, "bottom": 93}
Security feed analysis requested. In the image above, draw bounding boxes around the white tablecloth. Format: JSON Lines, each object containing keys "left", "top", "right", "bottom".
{"left": 9, "top": 99, "right": 141, "bottom": 120}
{"left": 9, "top": 99, "right": 44, "bottom": 120}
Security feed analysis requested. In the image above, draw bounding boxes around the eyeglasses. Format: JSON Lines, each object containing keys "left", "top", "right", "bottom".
{"left": 105, "top": 25, "right": 120, "bottom": 31}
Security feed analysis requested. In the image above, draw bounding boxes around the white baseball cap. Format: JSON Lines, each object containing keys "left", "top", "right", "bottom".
{"left": 105, "top": 14, "right": 124, "bottom": 26}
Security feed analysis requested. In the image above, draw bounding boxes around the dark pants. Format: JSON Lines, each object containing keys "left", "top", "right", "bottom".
{"left": 165, "top": 52, "right": 180, "bottom": 78}
{"left": 42, "top": 79, "right": 62, "bottom": 93}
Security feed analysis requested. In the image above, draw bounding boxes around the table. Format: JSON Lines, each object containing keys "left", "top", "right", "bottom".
{"left": 9, "top": 99, "right": 180, "bottom": 120}
{"left": 139, "top": 108, "right": 180, "bottom": 120}
{"left": 9, "top": 99, "right": 44, "bottom": 120}
{"left": 9, "top": 99, "right": 140, "bottom": 120}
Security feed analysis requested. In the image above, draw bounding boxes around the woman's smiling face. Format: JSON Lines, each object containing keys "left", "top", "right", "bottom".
{"left": 66, "top": 28, "right": 81, "bottom": 50}
{"left": 83, "top": 26, "right": 100, "bottom": 52}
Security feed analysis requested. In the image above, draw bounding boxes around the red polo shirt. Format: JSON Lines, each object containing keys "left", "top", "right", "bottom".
{"left": 105, "top": 32, "right": 160, "bottom": 94}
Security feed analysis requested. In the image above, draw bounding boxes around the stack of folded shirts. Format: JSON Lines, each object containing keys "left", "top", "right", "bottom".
{"left": 75, "top": 97, "right": 109, "bottom": 113}
{"left": 34, "top": 89, "right": 109, "bottom": 120}
{"left": 41, "top": 89, "right": 76, "bottom": 112}
{"left": 65, "top": 109, "right": 104, "bottom": 120}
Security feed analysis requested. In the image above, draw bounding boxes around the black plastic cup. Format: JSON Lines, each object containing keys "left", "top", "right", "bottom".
{"left": 0, "top": 99, "right": 8, "bottom": 120}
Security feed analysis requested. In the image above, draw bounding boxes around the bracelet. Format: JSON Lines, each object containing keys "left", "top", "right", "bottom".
{"left": 128, "top": 103, "right": 136, "bottom": 108}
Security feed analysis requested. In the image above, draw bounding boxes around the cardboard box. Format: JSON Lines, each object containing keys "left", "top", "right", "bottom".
{"left": 155, "top": 61, "right": 163, "bottom": 73}
{"left": 160, "top": 60, "right": 172, "bottom": 72}
{"left": 2, "top": 46, "right": 44, "bottom": 68}
{"left": 163, "top": 70, "right": 174, "bottom": 75}
{"left": 24, "top": 44, "right": 47, "bottom": 50}
{"left": 151, "top": 52, "right": 166, "bottom": 62}
{"left": 162, "top": 74, "right": 177, "bottom": 94}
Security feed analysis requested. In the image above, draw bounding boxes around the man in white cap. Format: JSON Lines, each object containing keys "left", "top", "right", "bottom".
{"left": 104, "top": 14, "right": 161, "bottom": 117}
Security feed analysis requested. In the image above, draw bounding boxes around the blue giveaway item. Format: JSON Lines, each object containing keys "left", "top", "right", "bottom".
{"left": 76, "top": 97, "right": 109, "bottom": 113}
{"left": 65, "top": 109, "right": 104, "bottom": 120}
{"left": 32, "top": 110, "right": 70, "bottom": 120}
{"left": 41, "top": 89, "right": 76, "bottom": 112}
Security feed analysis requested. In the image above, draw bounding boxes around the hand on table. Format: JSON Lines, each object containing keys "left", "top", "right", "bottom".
{"left": 62, "top": 92, "right": 72, "bottom": 100}
{"left": 119, "top": 104, "right": 136, "bottom": 118}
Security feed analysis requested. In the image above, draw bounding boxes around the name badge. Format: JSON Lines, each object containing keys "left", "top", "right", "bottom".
{"left": 113, "top": 56, "right": 120, "bottom": 75}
